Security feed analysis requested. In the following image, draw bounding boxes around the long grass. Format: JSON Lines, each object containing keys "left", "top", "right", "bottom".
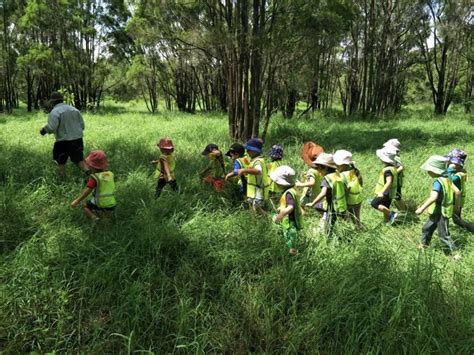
{"left": 1, "top": 102, "right": 473, "bottom": 353}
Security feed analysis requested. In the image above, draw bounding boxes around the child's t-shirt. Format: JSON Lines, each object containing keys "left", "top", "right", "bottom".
{"left": 382, "top": 169, "right": 394, "bottom": 197}
{"left": 285, "top": 192, "right": 296, "bottom": 223}
{"left": 321, "top": 178, "right": 333, "bottom": 211}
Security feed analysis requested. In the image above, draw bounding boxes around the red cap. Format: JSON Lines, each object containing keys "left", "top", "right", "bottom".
{"left": 85, "top": 150, "right": 108, "bottom": 170}
{"left": 158, "top": 138, "right": 174, "bottom": 150}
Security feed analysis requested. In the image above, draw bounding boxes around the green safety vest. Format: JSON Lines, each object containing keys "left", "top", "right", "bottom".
{"left": 325, "top": 172, "right": 347, "bottom": 213}
{"left": 342, "top": 169, "right": 363, "bottom": 205}
{"left": 306, "top": 168, "right": 323, "bottom": 198}
{"left": 92, "top": 171, "right": 116, "bottom": 208}
{"left": 268, "top": 160, "right": 283, "bottom": 193}
{"left": 374, "top": 166, "right": 398, "bottom": 199}
{"left": 278, "top": 188, "right": 303, "bottom": 230}
{"left": 208, "top": 156, "right": 225, "bottom": 178}
{"left": 247, "top": 157, "right": 270, "bottom": 201}
{"left": 155, "top": 153, "right": 176, "bottom": 179}
{"left": 455, "top": 171, "right": 467, "bottom": 208}
{"left": 427, "top": 177, "right": 454, "bottom": 218}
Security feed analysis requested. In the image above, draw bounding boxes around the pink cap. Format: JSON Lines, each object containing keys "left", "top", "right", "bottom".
{"left": 85, "top": 150, "right": 108, "bottom": 170}
{"left": 158, "top": 138, "right": 174, "bottom": 150}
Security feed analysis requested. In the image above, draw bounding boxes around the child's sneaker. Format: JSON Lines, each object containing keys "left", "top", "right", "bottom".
{"left": 389, "top": 211, "right": 398, "bottom": 225}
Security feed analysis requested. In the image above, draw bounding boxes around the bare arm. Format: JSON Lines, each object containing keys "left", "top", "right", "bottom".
{"left": 274, "top": 205, "right": 294, "bottom": 223}
{"left": 415, "top": 190, "right": 438, "bottom": 215}
{"left": 306, "top": 186, "right": 328, "bottom": 207}
{"left": 161, "top": 159, "right": 173, "bottom": 181}
{"left": 238, "top": 168, "right": 261, "bottom": 176}
{"left": 295, "top": 177, "right": 315, "bottom": 188}
{"left": 377, "top": 175, "right": 392, "bottom": 197}
{"left": 71, "top": 187, "right": 93, "bottom": 208}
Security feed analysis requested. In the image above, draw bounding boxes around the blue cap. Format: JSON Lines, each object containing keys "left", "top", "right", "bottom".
{"left": 245, "top": 138, "right": 263, "bottom": 153}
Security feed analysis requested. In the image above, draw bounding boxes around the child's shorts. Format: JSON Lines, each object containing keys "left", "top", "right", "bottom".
{"left": 370, "top": 195, "right": 392, "bottom": 209}
{"left": 86, "top": 201, "right": 115, "bottom": 212}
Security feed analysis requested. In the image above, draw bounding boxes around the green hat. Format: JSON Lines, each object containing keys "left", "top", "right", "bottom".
{"left": 420, "top": 155, "right": 448, "bottom": 175}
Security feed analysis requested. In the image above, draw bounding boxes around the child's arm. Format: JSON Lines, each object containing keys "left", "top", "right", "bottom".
{"left": 274, "top": 205, "right": 294, "bottom": 223}
{"left": 71, "top": 187, "right": 93, "bottom": 208}
{"left": 397, "top": 165, "right": 404, "bottom": 174}
{"left": 238, "top": 167, "right": 261, "bottom": 176}
{"left": 305, "top": 186, "right": 328, "bottom": 208}
{"left": 295, "top": 177, "right": 315, "bottom": 188}
{"left": 452, "top": 184, "right": 461, "bottom": 215}
{"left": 225, "top": 160, "right": 241, "bottom": 181}
{"left": 376, "top": 175, "right": 392, "bottom": 197}
{"left": 161, "top": 159, "right": 173, "bottom": 181}
{"left": 415, "top": 190, "right": 438, "bottom": 215}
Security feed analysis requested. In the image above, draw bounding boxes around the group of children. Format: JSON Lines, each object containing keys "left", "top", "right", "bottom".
{"left": 70, "top": 136, "right": 471, "bottom": 256}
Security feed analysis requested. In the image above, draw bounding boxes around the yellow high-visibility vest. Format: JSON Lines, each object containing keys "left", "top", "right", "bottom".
{"left": 427, "top": 177, "right": 453, "bottom": 218}
{"left": 374, "top": 166, "right": 398, "bottom": 199}
{"left": 247, "top": 157, "right": 270, "bottom": 201}
{"left": 92, "top": 171, "right": 116, "bottom": 208}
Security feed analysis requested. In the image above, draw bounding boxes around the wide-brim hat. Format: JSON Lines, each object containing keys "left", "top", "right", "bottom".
{"left": 312, "top": 152, "right": 336, "bottom": 168}
{"left": 269, "top": 144, "right": 284, "bottom": 159}
{"left": 383, "top": 138, "right": 400, "bottom": 151}
{"left": 158, "top": 138, "right": 174, "bottom": 150}
{"left": 333, "top": 149, "right": 354, "bottom": 166}
{"left": 226, "top": 143, "right": 245, "bottom": 157}
{"left": 376, "top": 147, "right": 397, "bottom": 164}
{"left": 301, "top": 141, "right": 324, "bottom": 167}
{"left": 421, "top": 155, "right": 448, "bottom": 175}
{"left": 202, "top": 143, "right": 219, "bottom": 155}
{"left": 269, "top": 165, "right": 296, "bottom": 187}
{"left": 447, "top": 148, "right": 467, "bottom": 160}
{"left": 245, "top": 138, "right": 263, "bottom": 154}
{"left": 85, "top": 150, "right": 108, "bottom": 170}
{"left": 449, "top": 155, "right": 465, "bottom": 167}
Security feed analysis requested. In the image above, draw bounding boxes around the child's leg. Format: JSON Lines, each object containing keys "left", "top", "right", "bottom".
{"left": 169, "top": 180, "right": 178, "bottom": 191}
{"left": 371, "top": 196, "right": 391, "bottom": 222}
{"left": 453, "top": 210, "right": 474, "bottom": 233}
{"left": 348, "top": 204, "right": 362, "bottom": 227}
{"left": 83, "top": 205, "right": 99, "bottom": 220}
{"left": 421, "top": 216, "right": 438, "bottom": 247}
{"left": 155, "top": 178, "right": 167, "bottom": 198}
{"left": 437, "top": 216, "right": 455, "bottom": 253}
{"left": 394, "top": 199, "right": 407, "bottom": 211}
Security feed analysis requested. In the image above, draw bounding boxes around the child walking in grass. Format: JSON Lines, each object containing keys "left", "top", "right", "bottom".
{"left": 237, "top": 138, "right": 270, "bottom": 213}
{"left": 267, "top": 145, "right": 284, "bottom": 204}
{"left": 200, "top": 143, "right": 225, "bottom": 191}
{"left": 151, "top": 138, "right": 177, "bottom": 198}
{"left": 224, "top": 143, "right": 250, "bottom": 198}
{"left": 370, "top": 146, "right": 399, "bottom": 224}
{"left": 270, "top": 165, "right": 303, "bottom": 255}
{"left": 71, "top": 150, "right": 116, "bottom": 221}
{"left": 296, "top": 159, "right": 324, "bottom": 210}
{"left": 383, "top": 139, "right": 407, "bottom": 211}
{"left": 415, "top": 155, "right": 461, "bottom": 256}
{"left": 447, "top": 149, "right": 474, "bottom": 233}
{"left": 305, "top": 153, "right": 347, "bottom": 234}
{"left": 334, "top": 150, "right": 363, "bottom": 227}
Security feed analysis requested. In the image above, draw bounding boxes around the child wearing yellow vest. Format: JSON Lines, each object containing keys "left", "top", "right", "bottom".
{"left": 415, "top": 155, "right": 461, "bottom": 255}
{"left": 267, "top": 145, "right": 284, "bottom": 205}
{"left": 371, "top": 147, "right": 399, "bottom": 224}
{"left": 447, "top": 149, "right": 474, "bottom": 232}
{"left": 151, "top": 138, "right": 177, "bottom": 198}
{"left": 71, "top": 150, "right": 116, "bottom": 221}
{"left": 305, "top": 153, "right": 347, "bottom": 234}
{"left": 383, "top": 139, "right": 407, "bottom": 211}
{"left": 237, "top": 138, "right": 270, "bottom": 213}
{"left": 224, "top": 143, "right": 251, "bottom": 197}
{"left": 334, "top": 150, "right": 363, "bottom": 227}
{"left": 200, "top": 144, "right": 225, "bottom": 191}
{"left": 296, "top": 162, "right": 324, "bottom": 210}
{"left": 270, "top": 165, "right": 303, "bottom": 255}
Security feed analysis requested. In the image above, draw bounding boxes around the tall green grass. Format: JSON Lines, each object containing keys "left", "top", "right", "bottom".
{"left": 1, "top": 103, "right": 473, "bottom": 353}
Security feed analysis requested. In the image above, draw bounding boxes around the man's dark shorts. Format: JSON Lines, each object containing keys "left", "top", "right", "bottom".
{"left": 371, "top": 195, "right": 392, "bottom": 209}
{"left": 53, "top": 138, "right": 84, "bottom": 165}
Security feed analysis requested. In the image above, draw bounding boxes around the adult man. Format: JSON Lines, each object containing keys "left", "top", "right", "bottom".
{"left": 40, "top": 92, "right": 88, "bottom": 174}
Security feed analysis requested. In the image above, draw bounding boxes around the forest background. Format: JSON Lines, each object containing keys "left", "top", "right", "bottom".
{"left": 1, "top": 0, "right": 474, "bottom": 353}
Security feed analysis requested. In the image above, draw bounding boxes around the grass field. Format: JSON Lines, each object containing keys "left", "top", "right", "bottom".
{"left": 1, "top": 103, "right": 474, "bottom": 353}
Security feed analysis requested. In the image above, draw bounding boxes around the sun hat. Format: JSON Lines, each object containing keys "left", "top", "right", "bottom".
{"left": 202, "top": 143, "right": 219, "bottom": 155}
{"left": 269, "top": 145, "right": 284, "bottom": 159}
{"left": 245, "top": 138, "right": 263, "bottom": 154}
{"left": 225, "top": 143, "right": 245, "bottom": 157}
{"left": 85, "top": 150, "right": 108, "bottom": 170}
{"left": 49, "top": 91, "right": 64, "bottom": 105}
{"left": 333, "top": 149, "right": 354, "bottom": 166}
{"left": 447, "top": 148, "right": 467, "bottom": 161}
{"left": 420, "top": 155, "right": 449, "bottom": 175}
{"left": 449, "top": 155, "right": 465, "bottom": 167}
{"left": 158, "top": 138, "right": 174, "bottom": 150}
{"left": 312, "top": 152, "right": 336, "bottom": 168}
{"left": 383, "top": 138, "right": 400, "bottom": 150}
{"left": 376, "top": 147, "right": 397, "bottom": 164}
{"left": 269, "top": 165, "right": 296, "bottom": 187}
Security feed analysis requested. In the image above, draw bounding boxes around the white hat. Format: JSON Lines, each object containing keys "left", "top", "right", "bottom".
{"left": 376, "top": 147, "right": 397, "bottom": 165}
{"left": 269, "top": 165, "right": 296, "bottom": 187}
{"left": 312, "top": 152, "right": 336, "bottom": 168}
{"left": 333, "top": 149, "right": 354, "bottom": 166}
{"left": 383, "top": 138, "right": 400, "bottom": 152}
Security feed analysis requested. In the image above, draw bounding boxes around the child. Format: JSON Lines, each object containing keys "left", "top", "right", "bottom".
{"left": 383, "top": 139, "right": 407, "bottom": 211}
{"left": 71, "top": 150, "right": 116, "bottom": 221}
{"left": 371, "top": 146, "right": 399, "bottom": 224}
{"left": 270, "top": 165, "right": 303, "bottom": 254}
{"left": 151, "top": 138, "right": 177, "bottom": 198}
{"left": 305, "top": 153, "right": 347, "bottom": 234}
{"left": 334, "top": 149, "right": 363, "bottom": 227}
{"left": 415, "top": 155, "right": 461, "bottom": 255}
{"left": 200, "top": 143, "right": 225, "bottom": 191}
{"left": 237, "top": 138, "right": 270, "bottom": 213}
{"left": 447, "top": 149, "right": 474, "bottom": 232}
{"left": 224, "top": 143, "right": 250, "bottom": 197}
{"left": 296, "top": 159, "right": 324, "bottom": 209}
{"left": 267, "top": 145, "right": 284, "bottom": 203}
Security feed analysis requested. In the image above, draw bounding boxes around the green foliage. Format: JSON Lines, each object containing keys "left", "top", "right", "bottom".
{"left": 1, "top": 104, "right": 474, "bottom": 352}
